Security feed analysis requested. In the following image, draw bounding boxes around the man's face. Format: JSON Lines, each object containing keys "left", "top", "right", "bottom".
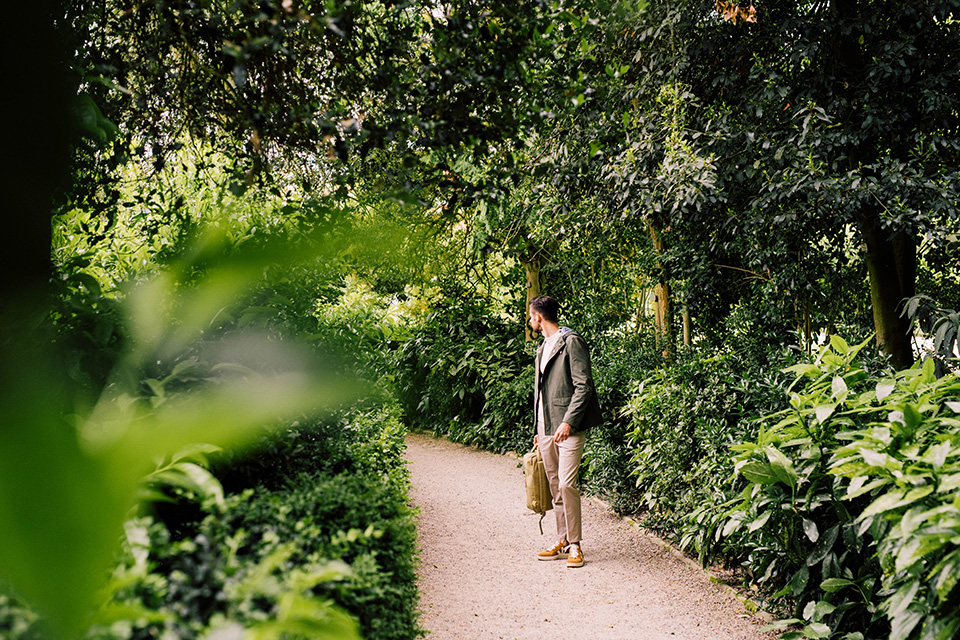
{"left": 529, "top": 307, "right": 543, "bottom": 333}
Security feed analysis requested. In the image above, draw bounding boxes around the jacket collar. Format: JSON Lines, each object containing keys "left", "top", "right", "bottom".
{"left": 537, "top": 326, "right": 572, "bottom": 369}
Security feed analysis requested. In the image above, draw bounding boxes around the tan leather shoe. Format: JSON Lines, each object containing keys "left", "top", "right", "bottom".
{"left": 566, "top": 544, "right": 584, "bottom": 568}
{"left": 537, "top": 540, "right": 568, "bottom": 561}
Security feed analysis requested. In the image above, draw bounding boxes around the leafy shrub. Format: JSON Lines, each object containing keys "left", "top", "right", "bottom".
{"left": 75, "top": 403, "right": 418, "bottom": 640}
{"left": 392, "top": 298, "right": 531, "bottom": 453}
{"left": 219, "top": 471, "right": 419, "bottom": 640}
{"left": 828, "top": 359, "right": 960, "bottom": 640}
{"left": 583, "top": 324, "right": 661, "bottom": 513}
{"left": 212, "top": 400, "right": 408, "bottom": 494}
{"left": 710, "top": 336, "right": 960, "bottom": 640}
{"left": 88, "top": 504, "right": 364, "bottom": 640}
{"left": 0, "top": 593, "right": 43, "bottom": 640}
{"left": 622, "top": 346, "right": 793, "bottom": 534}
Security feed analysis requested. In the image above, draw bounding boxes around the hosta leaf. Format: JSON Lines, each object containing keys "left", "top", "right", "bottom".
{"left": 946, "top": 401, "right": 960, "bottom": 413}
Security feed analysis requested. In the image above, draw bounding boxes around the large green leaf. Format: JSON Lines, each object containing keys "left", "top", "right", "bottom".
{"left": 765, "top": 446, "right": 799, "bottom": 489}
{"left": 740, "top": 461, "right": 780, "bottom": 485}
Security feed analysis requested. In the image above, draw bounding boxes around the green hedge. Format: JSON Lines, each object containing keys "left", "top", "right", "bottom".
{"left": 392, "top": 298, "right": 532, "bottom": 453}
{"left": 621, "top": 346, "right": 794, "bottom": 533}
{"left": 3, "top": 404, "right": 421, "bottom": 640}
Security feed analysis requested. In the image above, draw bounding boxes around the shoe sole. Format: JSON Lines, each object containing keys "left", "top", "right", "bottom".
{"left": 537, "top": 554, "right": 568, "bottom": 561}
{"left": 566, "top": 560, "right": 584, "bottom": 568}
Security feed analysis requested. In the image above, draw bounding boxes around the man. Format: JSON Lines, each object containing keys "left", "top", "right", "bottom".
{"left": 529, "top": 295, "right": 602, "bottom": 568}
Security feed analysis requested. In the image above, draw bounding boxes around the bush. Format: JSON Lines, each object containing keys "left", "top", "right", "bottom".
{"left": 76, "top": 402, "right": 422, "bottom": 640}
{"left": 392, "top": 298, "right": 532, "bottom": 453}
{"left": 621, "top": 345, "right": 793, "bottom": 534}
{"left": 707, "top": 337, "right": 960, "bottom": 640}
{"left": 212, "top": 400, "right": 408, "bottom": 494}
{"left": 582, "top": 324, "right": 661, "bottom": 513}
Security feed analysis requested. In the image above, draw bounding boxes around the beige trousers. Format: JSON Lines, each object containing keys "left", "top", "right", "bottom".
{"left": 537, "top": 425, "right": 585, "bottom": 545}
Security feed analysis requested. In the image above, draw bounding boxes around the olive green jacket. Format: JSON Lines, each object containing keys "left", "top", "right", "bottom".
{"left": 534, "top": 327, "right": 603, "bottom": 437}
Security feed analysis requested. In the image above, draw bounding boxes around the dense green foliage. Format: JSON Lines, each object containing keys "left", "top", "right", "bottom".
{"left": 394, "top": 297, "right": 533, "bottom": 453}
{"left": 696, "top": 339, "right": 960, "bottom": 640}
{"left": 5, "top": 0, "right": 960, "bottom": 639}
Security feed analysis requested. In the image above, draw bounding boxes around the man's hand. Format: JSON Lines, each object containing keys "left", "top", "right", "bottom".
{"left": 553, "top": 422, "right": 573, "bottom": 443}
{"left": 533, "top": 434, "right": 538, "bottom": 447}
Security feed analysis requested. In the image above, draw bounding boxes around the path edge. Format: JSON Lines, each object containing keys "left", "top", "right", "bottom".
{"left": 591, "top": 495, "right": 775, "bottom": 626}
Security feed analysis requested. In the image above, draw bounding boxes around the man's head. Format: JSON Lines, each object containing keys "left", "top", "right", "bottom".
{"left": 529, "top": 295, "right": 560, "bottom": 331}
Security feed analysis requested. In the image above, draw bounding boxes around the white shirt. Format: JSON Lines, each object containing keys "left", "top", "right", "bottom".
{"left": 539, "top": 331, "right": 563, "bottom": 372}
{"left": 536, "top": 330, "right": 564, "bottom": 430}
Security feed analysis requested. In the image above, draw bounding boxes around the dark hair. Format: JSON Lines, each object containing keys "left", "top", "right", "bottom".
{"left": 529, "top": 295, "right": 560, "bottom": 323}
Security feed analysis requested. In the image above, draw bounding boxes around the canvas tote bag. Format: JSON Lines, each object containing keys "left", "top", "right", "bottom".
{"left": 522, "top": 445, "right": 553, "bottom": 534}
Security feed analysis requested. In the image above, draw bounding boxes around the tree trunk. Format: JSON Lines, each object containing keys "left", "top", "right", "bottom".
{"left": 522, "top": 257, "right": 541, "bottom": 342}
{"left": 830, "top": 0, "right": 915, "bottom": 369}
{"left": 861, "top": 218, "right": 916, "bottom": 368}
{"left": 682, "top": 305, "right": 692, "bottom": 347}
{"left": 646, "top": 219, "right": 673, "bottom": 358}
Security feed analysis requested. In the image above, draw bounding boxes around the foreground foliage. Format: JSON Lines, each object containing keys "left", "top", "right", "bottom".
{"left": 2, "top": 405, "right": 420, "bottom": 640}
{"left": 699, "top": 338, "right": 960, "bottom": 640}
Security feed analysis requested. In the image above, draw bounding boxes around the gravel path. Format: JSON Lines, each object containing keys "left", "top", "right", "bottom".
{"left": 405, "top": 432, "right": 778, "bottom": 640}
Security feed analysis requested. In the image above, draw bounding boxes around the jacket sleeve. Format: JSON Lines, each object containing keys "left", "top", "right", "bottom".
{"left": 560, "top": 334, "right": 597, "bottom": 430}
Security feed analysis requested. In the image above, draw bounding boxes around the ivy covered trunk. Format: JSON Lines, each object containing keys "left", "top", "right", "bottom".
{"left": 522, "top": 256, "right": 541, "bottom": 342}
{"left": 646, "top": 219, "right": 673, "bottom": 358}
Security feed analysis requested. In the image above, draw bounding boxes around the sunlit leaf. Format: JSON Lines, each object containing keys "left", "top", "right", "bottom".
{"left": 876, "top": 380, "right": 896, "bottom": 403}
{"left": 832, "top": 376, "right": 848, "bottom": 399}
{"left": 829, "top": 335, "right": 850, "bottom": 355}
{"left": 765, "top": 446, "right": 798, "bottom": 489}
{"left": 802, "top": 518, "right": 819, "bottom": 542}
{"left": 740, "top": 461, "right": 779, "bottom": 484}
{"left": 815, "top": 404, "right": 837, "bottom": 424}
